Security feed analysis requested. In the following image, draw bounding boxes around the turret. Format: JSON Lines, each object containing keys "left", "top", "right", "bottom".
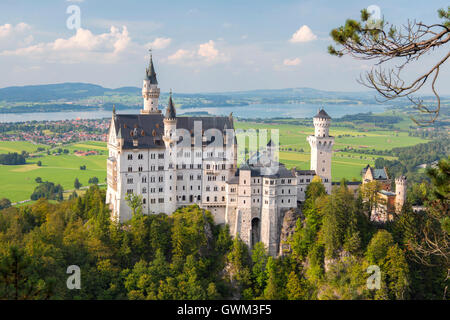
{"left": 313, "top": 108, "right": 331, "bottom": 137}
{"left": 141, "top": 51, "right": 161, "bottom": 114}
{"left": 395, "top": 176, "right": 407, "bottom": 213}
{"left": 307, "top": 108, "right": 334, "bottom": 193}
{"left": 163, "top": 91, "right": 178, "bottom": 213}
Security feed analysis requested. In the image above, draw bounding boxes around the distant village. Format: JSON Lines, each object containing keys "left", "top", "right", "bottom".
{"left": 0, "top": 118, "right": 109, "bottom": 145}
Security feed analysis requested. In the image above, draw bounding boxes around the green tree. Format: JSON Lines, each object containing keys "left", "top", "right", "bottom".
{"left": 250, "top": 242, "right": 268, "bottom": 297}
{"left": 74, "top": 178, "right": 82, "bottom": 190}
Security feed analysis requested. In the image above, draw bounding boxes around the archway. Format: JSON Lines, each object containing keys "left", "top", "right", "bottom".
{"left": 251, "top": 217, "right": 261, "bottom": 248}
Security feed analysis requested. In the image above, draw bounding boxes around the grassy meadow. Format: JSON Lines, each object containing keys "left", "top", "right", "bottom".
{"left": 0, "top": 141, "right": 107, "bottom": 203}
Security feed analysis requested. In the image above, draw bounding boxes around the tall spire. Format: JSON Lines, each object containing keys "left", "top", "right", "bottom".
{"left": 145, "top": 49, "right": 158, "bottom": 84}
{"left": 165, "top": 89, "right": 176, "bottom": 119}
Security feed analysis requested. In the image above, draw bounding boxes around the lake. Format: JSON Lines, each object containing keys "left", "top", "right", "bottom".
{"left": 0, "top": 103, "right": 387, "bottom": 123}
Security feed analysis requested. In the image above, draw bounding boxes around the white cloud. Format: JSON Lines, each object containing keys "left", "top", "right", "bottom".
{"left": 167, "top": 40, "right": 227, "bottom": 66}
{"left": 167, "top": 49, "right": 195, "bottom": 63}
{"left": 1, "top": 26, "right": 131, "bottom": 63}
{"left": 289, "top": 25, "right": 317, "bottom": 43}
{"left": 283, "top": 57, "right": 301, "bottom": 66}
{"left": 0, "top": 23, "right": 30, "bottom": 38}
{"left": 198, "top": 40, "right": 219, "bottom": 62}
{"left": 147, "top": 37, "right": 172, "bottom": 50}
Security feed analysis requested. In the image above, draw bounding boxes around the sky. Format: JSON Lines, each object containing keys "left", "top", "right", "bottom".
{"left": 0, "top": 0, "right": 449, "bottom": 94}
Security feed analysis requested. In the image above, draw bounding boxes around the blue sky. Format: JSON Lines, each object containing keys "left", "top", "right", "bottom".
{"left": 0, "top": 0, "right": 448, "bottom": 94}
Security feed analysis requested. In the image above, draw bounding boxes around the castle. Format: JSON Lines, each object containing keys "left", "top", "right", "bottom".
{"left": 106, "top": 55, "right": 347, "bottom": 256}
{"left": 362, "top": 165, "right": 407, "bottom": 222}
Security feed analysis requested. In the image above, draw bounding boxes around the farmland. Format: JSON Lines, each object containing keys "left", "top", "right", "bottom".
{"left": 0, "top": 141, "right": 107, "bottom": 203}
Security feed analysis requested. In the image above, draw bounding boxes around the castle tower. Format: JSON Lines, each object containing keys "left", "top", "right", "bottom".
{"left": 163, "top": 91, "right": 177, "bottom": 213}
{"left": 307, "top": 109, "right": 334, "bottom": 193}
{"left": 141, "top": 51, "right": 161, "bottom": 114}
{"left": 395, "top": 176, "right": 407, "bottom": 213}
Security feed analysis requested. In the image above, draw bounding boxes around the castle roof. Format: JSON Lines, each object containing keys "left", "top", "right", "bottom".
{"left": 362, "top": 165, "right": 389, "bottom": 181}
{"left": 165, "top": 92, "right": 176, "bottom": 119}
{"left": 296, "top": 169, "right": 316, "bottom": 176}
{"left": 112, "top": 114, "right": 233, "bottom": 149}
{"left": 145, "top": 54, "right": 158, "bottom": 84}
{"left": 314, "top": 108, "right": 331, "bottom": 119}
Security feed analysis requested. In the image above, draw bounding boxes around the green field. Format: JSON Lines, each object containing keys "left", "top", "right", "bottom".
{"left": 0, "top": 141, "right": 47, "bottom": 153}
{"left": 0, "top": 141, "right": 107, "bottom": 202}
{"left": 234, "top": 121, "right": 429, "bottom": 182}
{"left": 0, "top": 121, "right": 430, "bottom": 203}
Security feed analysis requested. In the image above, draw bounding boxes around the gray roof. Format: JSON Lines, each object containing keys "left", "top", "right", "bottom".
{"left": 234, "top": 163, "right": 296, "bottom": 179}
{"left": 296, "top": 170, "right": 316, "bottom": 176}
{"left": 165, "top": 94, "right": 176, "bottom": 119}
{"left": 373, "top": 168, "right": 388, "bottom": 180}
{"left": 145, "top": 55, "right": 158, "bottom": 84}
{"left": 314, "top": 109, "right": 331, "bottom": 119}
{"left": 380, "top": 190, "right": 396, "bottom": 196}
{"left": 332, "top": 181, "right": 362, "bottom": 186}
{"left": 112, "top": 114, "right": 233, "bottom": 149}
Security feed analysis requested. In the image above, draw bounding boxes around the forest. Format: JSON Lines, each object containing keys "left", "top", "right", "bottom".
{"left": 0, "top": 157, "right": 448, "bottom": 300}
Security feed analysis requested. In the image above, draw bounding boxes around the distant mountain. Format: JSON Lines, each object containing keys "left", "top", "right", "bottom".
{"left": 0, "top": 83, "right": 108, "bottom": 102}
{"left": 0, "top": 82, "right": 377, "bottom": 103}
{"left": 1, "top": 82, "right": 446, "bottom": 114}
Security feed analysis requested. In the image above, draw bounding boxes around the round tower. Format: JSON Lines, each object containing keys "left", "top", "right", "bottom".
{"left": 313, "top": 109, "right": 331, "bottom": 137}
{"left": 141, "top": 51, "right": 161, "bottom": 114}
{"left": 163, "top": 91, "right": 177, "bottom": 213}
{"left": 307, "top": 108, "right": 334, "bottom": 193}
{"left": 395, "top": 176, "right": 407, "bottom": 213}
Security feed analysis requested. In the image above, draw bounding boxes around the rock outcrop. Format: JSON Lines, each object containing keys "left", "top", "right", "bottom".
{"left": 278, "top": 207, "right": 303, "bottom": 256}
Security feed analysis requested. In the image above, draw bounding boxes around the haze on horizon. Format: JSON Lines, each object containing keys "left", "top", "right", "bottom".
{"left": 0, "top": 0, "right": 449, "bottom": 95}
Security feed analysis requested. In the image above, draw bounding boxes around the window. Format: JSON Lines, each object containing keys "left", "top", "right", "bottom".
{"left": 138, "top": 154, "right": 143, "bottom": 160}
{"left": 126, "top": 189, "right": 133, "bottom": 194}
{"left": 142, "top": 176, "right": 147, "bottom": 183}
{"left": 138, "top": 166, "right": 143, "bottom": 172}
{"left": 127, "top": 178, "right": 133, "bottom": 184}
{"left": 128, "top": 167, "right": 132, "bottom": 172}
{"left": 143, "top": 198, "right": 146, "bottom": 204}
{"left": 142, "top": 187, "right": 147, "bottom": 193}
{"left": 128, "top": 154, "right": 133, "bottom": 160}
{"left": 158, "top": 153, "right": 164, "bottom": 159}
{"left": 158, "top": 198, "right": 164, "bottom": 203}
